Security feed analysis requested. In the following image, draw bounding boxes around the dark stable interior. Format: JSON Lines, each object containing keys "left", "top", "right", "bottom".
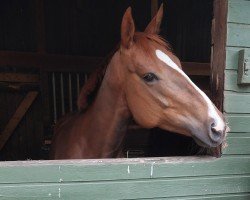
{"left": 0, "top": 0, "right": 214, "bottom": 160}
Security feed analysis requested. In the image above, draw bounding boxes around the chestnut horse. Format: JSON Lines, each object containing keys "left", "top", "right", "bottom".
{"left": 50, "top": 5, "right": 227, "bottom": 159}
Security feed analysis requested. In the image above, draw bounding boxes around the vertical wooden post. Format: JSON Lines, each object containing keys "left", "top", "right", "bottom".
{"left": 211, "top": 0, "right": 228, "bottom": 111}
{"left": 211, "top": 0, "right": 228, "bottom": 157}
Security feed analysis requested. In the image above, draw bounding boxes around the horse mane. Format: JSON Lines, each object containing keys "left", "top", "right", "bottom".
{"left": 77, "top": 33, "right": 172, "bottom": 112}
{"left": 77, "top": 48, "right": 118, "bottom": 111}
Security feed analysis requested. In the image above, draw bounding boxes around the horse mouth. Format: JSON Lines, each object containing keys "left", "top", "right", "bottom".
{"left": 192, "top": 135, "right": 221, "bottom": 148}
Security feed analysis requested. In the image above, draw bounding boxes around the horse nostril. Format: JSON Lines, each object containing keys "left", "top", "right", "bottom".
{"left": 209, "top": 123, "right": 223, "bottom": 143}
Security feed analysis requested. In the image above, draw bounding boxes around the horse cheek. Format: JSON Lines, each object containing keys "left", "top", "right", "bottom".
{"left": 126, "top": 82, "right": 160, "bottom": 128}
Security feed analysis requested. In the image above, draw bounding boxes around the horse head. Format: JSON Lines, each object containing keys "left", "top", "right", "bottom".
{"left": 113, "top": 5, "right": 227, "bottom": 148}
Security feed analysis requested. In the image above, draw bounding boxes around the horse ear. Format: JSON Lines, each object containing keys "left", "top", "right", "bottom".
{"left": 121, "top": 7, "right": 135, "bottom": 49}
{"left": 145, "top": 3, "right": 164, "bottom": 34}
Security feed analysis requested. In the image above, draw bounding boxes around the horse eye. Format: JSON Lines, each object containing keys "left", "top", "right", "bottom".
{"left": 143, "top": 73, "right": 159, "bottom": 83}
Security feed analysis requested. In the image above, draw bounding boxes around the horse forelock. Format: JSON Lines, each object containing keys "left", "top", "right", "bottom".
{"left": 133, "top": 32, "right": 173, "bottom": 58}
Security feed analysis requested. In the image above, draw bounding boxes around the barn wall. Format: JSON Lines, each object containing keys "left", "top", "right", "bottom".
{"left": 223, "top": 0, "right": 250, "bottom": 155}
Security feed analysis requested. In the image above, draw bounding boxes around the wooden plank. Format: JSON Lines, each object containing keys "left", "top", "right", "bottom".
{"left": 227, "top": 133, "right": 250, "bottom": 138}
{"left": 224, "top": 91, "right": 250, "bottom": 113}
{"left": 225, "top": 70, "right": 250, "bottom": 92}
{"left": 0, "top": 91, "right": 38, "bottom": 151}
{"left": 228, "top": 0, "right": 250, "bottom": 24}
{"left": 0, "top": 175, "right": 250, "bottom": 199}
{"left": 226, "top": 114, "right": 250, "bottom": 132}
{"left": 0, "top": 73, "right": 39, "bottom": 83}
{"left": 227, "top": 23, "right": 250, "bottom": 47}
{"left": 167, "top": 194, "right": 250, "bottom": 200}
{"left": 224, "top": 137, "right": 250, "bottom": 155}
{"left": 1, "top": 156, "right": 250, "bottom": 184}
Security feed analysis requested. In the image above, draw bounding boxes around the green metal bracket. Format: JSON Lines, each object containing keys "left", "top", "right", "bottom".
{"left": 238, "top": 49, "right": 250, "bottom": 85}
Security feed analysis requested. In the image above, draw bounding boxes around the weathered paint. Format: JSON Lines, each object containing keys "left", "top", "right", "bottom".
{"left": 0, "top": 156, "right": 250, "bottom": 199}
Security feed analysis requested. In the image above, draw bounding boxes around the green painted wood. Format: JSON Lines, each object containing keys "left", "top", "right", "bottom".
{"left": 227, "top": 23, "right": 250, "bottom": 47}
{"left": 224, "top": 91, "right": 250, "bottom": 113}
{"left": 226, "top": 47, "right": 250, "bottom": 70}
{"left": 226, "top": 114, "right": 250, "bottom": 132}
{"left": 225, "top": 70, "right": 250, "bottom": 92}
{"left": 224, "top": 137, "right": 250, "bottom": 155}
{"left": 228, "top": 0, "right": 250, "bottom": 24}
{"left": 0, "top": 175, "right": 250, "bottom": 199}
{"left": 164, "top": 193, "right": 250, "bottom": 200}
{"left": 227, "top": 133, "right": 250, "bottom": 138}
{"left": 0, "top": 157, "right": 250, "bottom": 184}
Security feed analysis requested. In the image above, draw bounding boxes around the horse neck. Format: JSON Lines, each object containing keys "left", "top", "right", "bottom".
{"left": 84, "top": 59, "right": 130, "bottom": 158}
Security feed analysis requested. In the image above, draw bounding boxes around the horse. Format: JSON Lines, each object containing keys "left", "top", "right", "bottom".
{"left": 50, "top": 5, "right": 228, "bottom": 159}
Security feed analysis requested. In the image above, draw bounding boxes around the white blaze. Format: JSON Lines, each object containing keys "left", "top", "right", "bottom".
{"left": 155, "top": 49, "right": 225, "bottom": 131}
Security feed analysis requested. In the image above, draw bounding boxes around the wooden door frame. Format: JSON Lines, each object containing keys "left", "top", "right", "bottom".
{"left": 211, "top": 0, "right": 228, "bottom": 112}
{"left": 211, "top": 0, "right": 228, "bottom": 156}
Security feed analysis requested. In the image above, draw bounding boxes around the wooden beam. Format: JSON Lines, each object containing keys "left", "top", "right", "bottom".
{"left": 0, "top": 91, "right": 38, "bottom": 151}
{"left": 0, "top": 82, "right": 39, "bottom": 92}
{"left": 0, "top": 51, "right": 210, "bottom": 75}
{"left": 211, "top": 0, "right": 227, "bottom": 110}
{"left": 0, "top": 73, "right": 39, "bottom": 83}
{"left": 0, "top": 51, "right": 103, "bottom": 72}
{"left": 211, "top": 0, "right": 228, "bottom": 157}
{"left": 182, "top": 62, "right": 210, "bottom": 76}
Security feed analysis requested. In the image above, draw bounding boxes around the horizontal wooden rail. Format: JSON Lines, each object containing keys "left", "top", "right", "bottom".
{"left": 0, "top": 51, "right": 103, "bottom": 72}
{"left": 182, "top": 62, "right": 210, "bottom": 76}
{"left": 0, "top": 73, "right": 39, "bottom": 83}
{"left": 0, "top": 51, "right": 210, "bottom": 76}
